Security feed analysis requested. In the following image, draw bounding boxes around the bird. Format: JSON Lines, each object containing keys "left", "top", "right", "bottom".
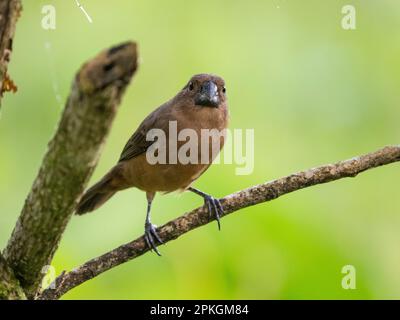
{"left": 76, "top": 74, "right": 229, "bottom": 255}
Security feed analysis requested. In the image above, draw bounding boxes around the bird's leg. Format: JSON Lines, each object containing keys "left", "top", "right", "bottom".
{"left": 188, "top": 187, "right": 224, "bottom": 230}
{"left": 144, "top": 192, "right": 163, "bottom": 256}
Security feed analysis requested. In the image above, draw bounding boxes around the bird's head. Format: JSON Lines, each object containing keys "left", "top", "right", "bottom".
{"left": 182, "top": 74, "right": 226, "bottom": 108}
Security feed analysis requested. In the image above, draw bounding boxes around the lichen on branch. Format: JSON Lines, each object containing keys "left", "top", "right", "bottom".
{"left": 3, "top": 42, "right": 138, "bottom": 299}
{"left": 39, "top": 145, "right": 400, "bottom": 300}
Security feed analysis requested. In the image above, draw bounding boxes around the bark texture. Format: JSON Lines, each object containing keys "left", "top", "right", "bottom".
{"left": 38, "top": 145, "right": 400, "bottom": 300}
{"left": 0, "top": 0, "right": 21, "bottom": 106}
{"left": 0, "top": 253, "right": 26, "bottom": 300}
{"left": 3, "top": 42, "right": 138, "bottom": 298}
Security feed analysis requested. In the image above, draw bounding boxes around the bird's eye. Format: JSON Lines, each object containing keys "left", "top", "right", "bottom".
{"left": 222, "top": 86, "right": 226, "bottom": 94}
{"left": 188, "top": 82, "right": 194, "bottom": 91}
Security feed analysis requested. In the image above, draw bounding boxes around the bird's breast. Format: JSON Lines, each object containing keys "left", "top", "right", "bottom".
{"left": 121, "top": 103, "right": 229, "bottom": 193}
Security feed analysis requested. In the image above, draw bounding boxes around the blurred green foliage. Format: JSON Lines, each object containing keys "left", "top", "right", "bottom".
{"left": 1, "top": 0, "right": 400, "bottom": 299}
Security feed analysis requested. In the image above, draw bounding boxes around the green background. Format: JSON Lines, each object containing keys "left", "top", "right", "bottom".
{"left": 1, "top": 0, "right": 400, "bottom": 299}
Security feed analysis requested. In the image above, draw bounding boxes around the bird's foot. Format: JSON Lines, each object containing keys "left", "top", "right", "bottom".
{"left": 204, "top": 195, "right": 224, "bottom": 230}
{"left": 144, "top": 222, "right": 163, "bottom": 256}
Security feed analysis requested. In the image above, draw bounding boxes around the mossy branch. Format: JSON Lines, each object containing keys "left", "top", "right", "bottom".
{"left": 0, "top": 253, "right": 26, "bottom": 300}
{"left": 2, "top": 42, "right": 138, "bottom": 298}
{"left": 0, "top": 0, "right": 21, "bottom": 108}
{"left": 38, "top": 145, "right": 400, "bottom": 300}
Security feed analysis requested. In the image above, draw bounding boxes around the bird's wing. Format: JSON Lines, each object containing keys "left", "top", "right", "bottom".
{"left": 118, "top": 126, "right": 152, "bottom": 162}
{"left": 118, "top": 106, "right": 168, "bottom": 162}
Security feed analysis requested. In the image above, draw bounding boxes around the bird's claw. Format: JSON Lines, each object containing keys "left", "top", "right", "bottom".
{"left": 144, "top": 222, "right": 163, "bottom": 256}
{"left": 204, "top": 195, "right": 224, "bottom": 230}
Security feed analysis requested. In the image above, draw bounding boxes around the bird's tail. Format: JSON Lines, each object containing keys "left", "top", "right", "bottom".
{"left": 76, "top": 173, "right": 116, "bottom": 215}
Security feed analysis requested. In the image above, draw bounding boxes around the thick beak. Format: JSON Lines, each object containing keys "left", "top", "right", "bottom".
{"left": 195, "top": 81, "right": 220, "bottom": 107}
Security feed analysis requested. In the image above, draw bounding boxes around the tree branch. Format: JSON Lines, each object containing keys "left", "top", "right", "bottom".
{"left": 3, "top": 42, "right": 138, "bottom": 298}
{"left": 0, "top": 0, "right": 21, "bottom": 107}
{"left": 38, "top": 145, "right": 400, "bottom": 300}
{"left": 0, "top": 253, "right": 26, "bottom": 300}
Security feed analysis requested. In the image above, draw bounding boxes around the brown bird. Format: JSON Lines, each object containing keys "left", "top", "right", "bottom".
{"left": 76, "top": 74, "right": 229, "bottom": 255}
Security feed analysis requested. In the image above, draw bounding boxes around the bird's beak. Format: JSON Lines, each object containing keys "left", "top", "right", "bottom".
{"left": 195, "top": 81, "right": 220, "bottom": 107}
